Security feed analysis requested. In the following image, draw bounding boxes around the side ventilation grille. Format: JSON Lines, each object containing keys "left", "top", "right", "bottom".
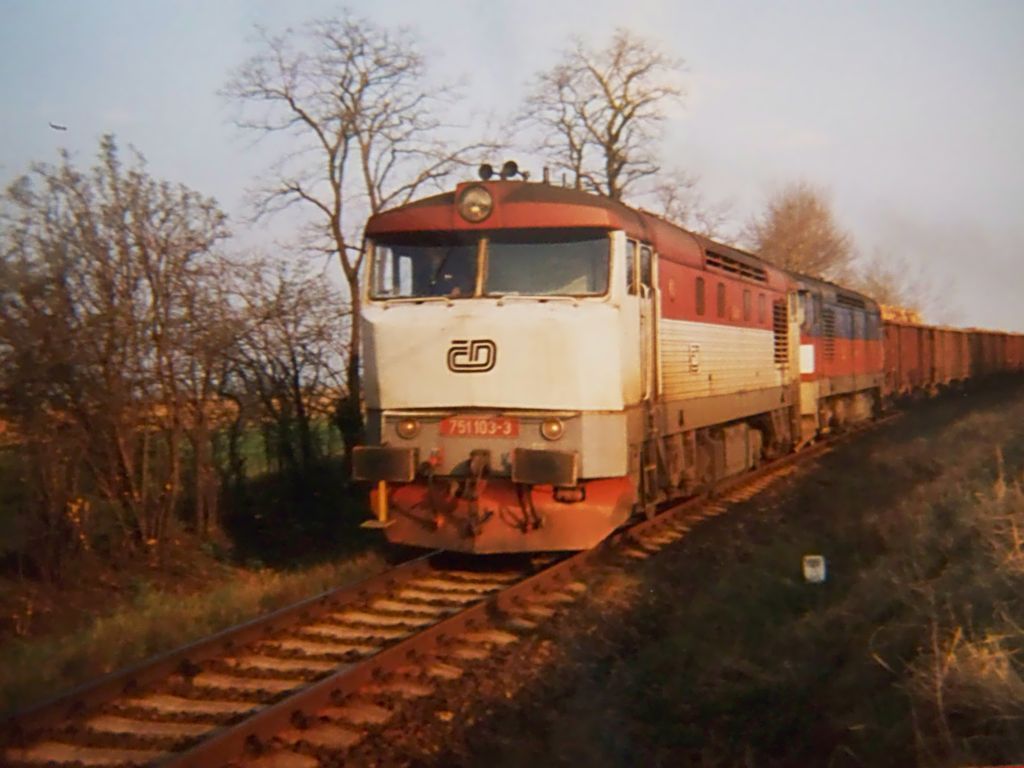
{"left": 836, "top": 293, "right": 865, "bottom": 309}
{"left": 706, "top": 251, "right": 767, "bottom": 283}
{"left": 823, "top": 308, "right": 836, "bottom": 360}
{"left": 773, "top": 300, "right": 788, "bottom": 365}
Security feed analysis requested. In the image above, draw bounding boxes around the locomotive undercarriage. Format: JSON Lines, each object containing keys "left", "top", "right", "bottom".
{"left": 358, "top": 388, "right": 829, "bottom": 552}
{"left": 374, "top": 423, "right": 768, "bottom": 552}
{"left": 360, "top": 401, "right": 802, "bottom": 553}
{"left": 819, "top": 389, "right": 879, "bottom": 430}
{"left": 354, "top": 405, "right": 642, "bottom": 551}
{"left": 368, "top": 473, "right": 635, "bottom": 553}
{"left": 637, "top": 405, "right": 794, "bottom": 511}
{"left": 801, "top": 387, "right": 880, "bottom": 443}
{"left": 365, "top": 392, "right": 878, "bottom": 552}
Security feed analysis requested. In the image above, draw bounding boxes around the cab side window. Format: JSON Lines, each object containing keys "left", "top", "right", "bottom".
{"left": 626, "top": 240, "right": 638, "bottom": 295}
{"left": 640, "top": 246, "right": 653, "bottom": 290}
{"left": 696, "top": 277, "right": 706, "bottom": 316}
{"left": 800, "top": 292, "right": 812, "bottom": 332}
{"left": 398, "top": 255, "right": 413, "bottom": 296}
{"left": 717, "top": 282, "right": 726, "bottom": 318}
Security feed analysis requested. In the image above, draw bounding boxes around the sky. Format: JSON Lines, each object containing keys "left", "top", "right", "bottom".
{"left": 1, "top": 0, "right": 1022, "bottom": 330}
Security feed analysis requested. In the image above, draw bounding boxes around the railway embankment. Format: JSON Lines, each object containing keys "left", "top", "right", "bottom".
{"left": 347, "top": 381, "right": 1024, "bottom": 768}
{"left": 0, "top": 550, "right": 388, "bottom": 717}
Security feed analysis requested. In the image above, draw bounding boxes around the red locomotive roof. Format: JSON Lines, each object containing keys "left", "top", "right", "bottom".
{"left": 787, "top": 271, "right": 880, "bottom": 313}
{"left": 365, "top": 180, "right": 789, "bottom": 291}
{"left": 365, "top": 181, "right": 642, "bottom": 236}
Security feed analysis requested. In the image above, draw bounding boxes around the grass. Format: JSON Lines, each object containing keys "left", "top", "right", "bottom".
{"left": 902, "top": 467, "right": 1024, "bottom": 764}
{"left": 618, "top": 387, "right": 1024, "bottom": 766}
{"left": 0, "top": 549, "right": 387, "bottom": 715}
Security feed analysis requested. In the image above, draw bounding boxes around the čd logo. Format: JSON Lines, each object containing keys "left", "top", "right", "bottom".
{"left": 447, "top": 339, "right": 497, "bottom": 373}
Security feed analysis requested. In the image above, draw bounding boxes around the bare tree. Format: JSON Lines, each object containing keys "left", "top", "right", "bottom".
{"left": 853, "top": 250, "right": 920, "bottom": 309}
{"left": 745, "top": 181, "right": 854, "bottom": 280}
{"left": 177, "top": 269, "right": 246, "bottom": 537}
{"left": 0, "top": 136, "right": 230, "bottom": 570}
{"left": 223, "top": 13, "right": 492, "bottom": 456}
{"left": 521, "top": 28, "right": 683, "bottom": 201}
{"left": 850, "top": 249, "right": 939, "bottom": 321}
{"left": 650, "top": 168, "right": 733, "bottom": 239}
{"left": 227, "top": 261, "right": 347, "bottom": 481}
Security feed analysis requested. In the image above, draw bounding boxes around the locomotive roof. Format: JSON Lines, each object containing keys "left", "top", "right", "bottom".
{"left": 785, "top": 270, "right": 880, "bottom": 312}
{"left": 365, "top": 181, "right": 641, "bottom": 236}
{"left": 365, "top": 180, "right": 789, "bottom": 291}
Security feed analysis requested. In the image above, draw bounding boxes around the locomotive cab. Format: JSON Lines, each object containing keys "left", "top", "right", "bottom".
{"left": 353, "top": 180, "right": 647, "bottom": 552}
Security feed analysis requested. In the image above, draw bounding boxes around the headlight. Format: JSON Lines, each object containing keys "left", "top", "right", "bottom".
{"left": 395, "top": 418, "right": 420, "bottom": 439}
{"left": 540, "top": 418, "right": 564, "bottom": 441}
{"left": 457, "top": 185, "right": 493, "bottom": 223}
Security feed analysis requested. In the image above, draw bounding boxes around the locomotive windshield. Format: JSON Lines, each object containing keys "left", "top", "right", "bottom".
{"left": 370, "top": 228, "right": 609, "bottom": 299}
{"left": 371, "top": 234, "right": 478, "bottom": 299}
{"left": 486, "top": 229, "right": 609, "bottom": 296}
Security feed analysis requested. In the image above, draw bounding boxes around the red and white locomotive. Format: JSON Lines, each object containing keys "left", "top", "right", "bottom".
{"left": 352, "top": 169, "right": 1022, "bottom": 553}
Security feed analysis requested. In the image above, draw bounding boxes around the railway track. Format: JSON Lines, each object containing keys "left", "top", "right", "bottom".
{"left": 2, "top": 427, "right": 873, "bottom": 768}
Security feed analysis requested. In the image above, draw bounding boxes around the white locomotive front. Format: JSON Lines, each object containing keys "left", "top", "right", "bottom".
{"left": 354, "top": 181, "right": 648, "bottom": 551}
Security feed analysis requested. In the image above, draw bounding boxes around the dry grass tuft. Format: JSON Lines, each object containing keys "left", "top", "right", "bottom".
{"left": 908, "top": 623, "right": 1024, "bottom": 764}
{"left": 947, "top": 631, "right": 1024, "bottom": 710}
{"left": 899, "top": 432, "right": 1024, "bottom": 765}
{"left": 979, "top": 470, "right": 1024, "bottom": 573}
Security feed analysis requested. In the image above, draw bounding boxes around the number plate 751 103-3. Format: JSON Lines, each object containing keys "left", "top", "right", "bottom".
{"left": 439, "top": 416, "right": 519, "bottom": 438}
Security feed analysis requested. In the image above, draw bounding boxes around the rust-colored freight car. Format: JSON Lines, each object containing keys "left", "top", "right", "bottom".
{"left": 884, "top": 321, "right": 1024, "bottom": 399}
{"left": 970, "top": 330, "right": 1000, "bottom": 378}
{"left": 884, "top": 322, "right": 932, "bottom": 395}
{"left": 1009, "top": 334, "right": 1024, "bottom": 371}
{"left": 934, "top": 327, "right": 970, "bottom": 387}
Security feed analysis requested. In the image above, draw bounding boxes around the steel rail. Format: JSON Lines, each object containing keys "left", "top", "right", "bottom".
{"left": 161, "top": 555, "right": 584, "bottom": 767}
{"left": 161, "top": 434, "right": 853, "bottom": 768}
{"left": 2, "top": 551, "right": 438, "bottom": 743}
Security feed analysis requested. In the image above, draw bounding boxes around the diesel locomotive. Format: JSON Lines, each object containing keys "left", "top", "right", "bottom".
{"left": 351, "top": 169, "right": 1024, "bottom": 553}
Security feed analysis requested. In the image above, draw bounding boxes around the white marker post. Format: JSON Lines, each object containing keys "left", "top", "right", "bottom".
{"left": 802, "top": 555, "right": 827, "bottom": 583}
